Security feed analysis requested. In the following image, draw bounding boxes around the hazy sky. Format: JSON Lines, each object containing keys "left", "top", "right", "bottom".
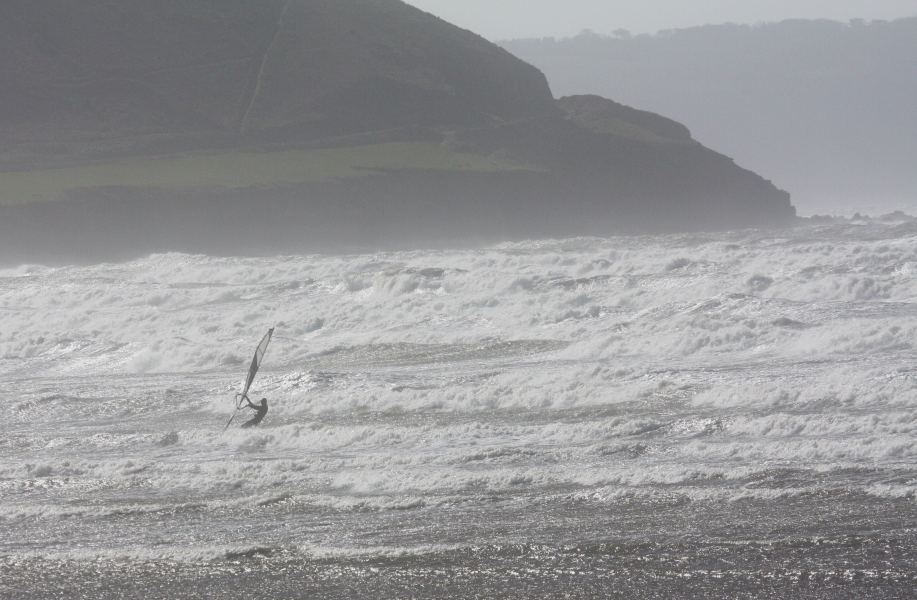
{"left": 404, "top": 0, "right": 917, "bottom": 40}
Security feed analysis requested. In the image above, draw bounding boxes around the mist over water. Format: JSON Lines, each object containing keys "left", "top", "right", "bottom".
{"left": 2, "top": 219, "right": 915, "bottom": 597}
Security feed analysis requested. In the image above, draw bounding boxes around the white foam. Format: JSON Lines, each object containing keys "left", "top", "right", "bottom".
{"left": 4, "top": 220, "right": 917, "bottom": 560}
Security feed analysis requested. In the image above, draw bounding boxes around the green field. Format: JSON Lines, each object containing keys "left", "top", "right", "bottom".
{"left": 0, "top": 143, "right": 534, "bottom": 206}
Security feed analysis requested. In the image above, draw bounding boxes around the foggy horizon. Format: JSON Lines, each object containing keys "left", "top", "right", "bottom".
{"left": 504, "top": 17, "right": 917, "bottom": 216}
{"left": 404, "top": 0, "right": 917, "bottom": 40}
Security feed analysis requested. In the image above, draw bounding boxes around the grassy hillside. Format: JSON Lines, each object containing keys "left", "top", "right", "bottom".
{"left": 0, "top": 0, "right": 555, "bottom": 169}
{"left": 0, "top": 143, "right": 534, "bottom": 206}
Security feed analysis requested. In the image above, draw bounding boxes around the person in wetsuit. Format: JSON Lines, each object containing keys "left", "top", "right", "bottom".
{"left": 241, "top": 397, "right": 268, "bottom": 428}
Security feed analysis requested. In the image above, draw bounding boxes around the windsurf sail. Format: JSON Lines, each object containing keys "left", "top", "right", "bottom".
{"left": 223, "top": 327, "right": 274, "bottom": 431}
{"left": 238, "top": 327, "right": 274, "bottom": 408}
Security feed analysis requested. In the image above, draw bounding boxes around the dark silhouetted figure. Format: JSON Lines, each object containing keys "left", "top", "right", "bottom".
{"left": 241, "top": 397, "right": 268, "bottom": 428}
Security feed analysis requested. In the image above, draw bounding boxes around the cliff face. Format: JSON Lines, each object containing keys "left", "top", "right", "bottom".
{"left": 0, "top": 1, "right": 795, "bottom": 263}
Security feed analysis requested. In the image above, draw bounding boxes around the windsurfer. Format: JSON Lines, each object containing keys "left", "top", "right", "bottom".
{"left": 222, "top": 327, "right": 274, "bottom": 432}
{"left": 241, "top": 397, "right": 268, "bottom": 428}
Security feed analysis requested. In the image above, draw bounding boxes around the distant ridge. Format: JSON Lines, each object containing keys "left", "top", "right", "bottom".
{"left": 503, "top": 17, "right": 917, "bottom": 213}
{"left": 0, "top": 0, "right": 795, "bottom": 263}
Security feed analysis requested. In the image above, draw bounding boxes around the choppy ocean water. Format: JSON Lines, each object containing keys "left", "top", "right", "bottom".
{"left": 1, "top": 220, "right": 915, "bottom": 598}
